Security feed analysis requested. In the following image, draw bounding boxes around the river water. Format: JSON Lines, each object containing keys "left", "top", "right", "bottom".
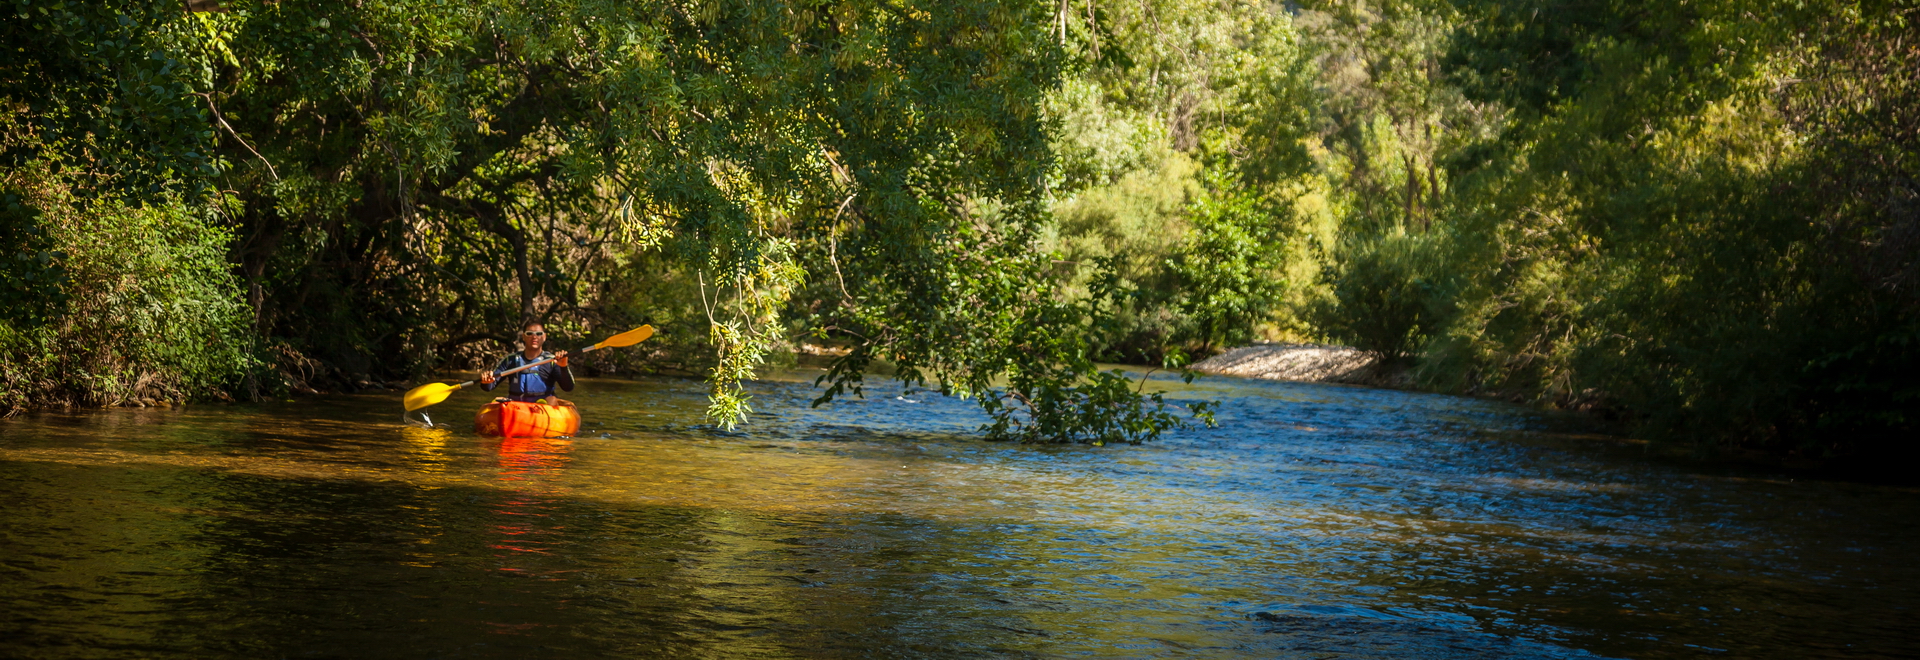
{"left": 2, "top": 370, "right": 1915, "bottom": 659}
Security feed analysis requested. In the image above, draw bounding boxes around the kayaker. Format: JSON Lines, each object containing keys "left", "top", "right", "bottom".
{"left": 479, "top": 322, "right": 574, "bottom": 403}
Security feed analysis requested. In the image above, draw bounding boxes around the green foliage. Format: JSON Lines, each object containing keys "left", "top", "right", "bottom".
{"left": 2, "top": 0, "right": 1211, "bottom": 444}
{"left": 984, "top": 363, "right": 1218, "bottom": 445}
{"left": 805, "top": 226, "right": 1216, "bottom": 443}
{"left": 1042, "top": 0, "right": 1318, "bottom": 361}
{"left": 14, "top": 0, "right": 1906, "bottom": 457}
{"left": 0, "top": 0, "right": 217, "bottom": 196}
{"left": 1312, "top": 230, "right": 1452, "bottom": 359}
{"left": 588, "top": 250, "right": 724, "bottom": 377}
{"left": 1048, "top": 150, "right": 1199, "bottom": 359}
{"left": 1167, "top": 175, "right": 1292, "bottom": 352}
{"left": 2, "top": 10, "right": 251, "bottom": 409}
{"left": 190, "top": 0, "right": 1108, "bottom": 424}
{"left": 0, "top": 157, "right": 253, "bottom": 409}
{"left": 1293, "top": 0, "right": 1919, "bottom": 455}
{"left": 1008, "top": 258, "right": 1217, "bottom": 445}
{"left": 0, "top": 191, "right": 70, "bottom": 327}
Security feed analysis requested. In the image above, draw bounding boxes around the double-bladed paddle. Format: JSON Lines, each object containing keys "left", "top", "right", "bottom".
{"left": 402, "top": 325, "right": 654, "bottom": 411}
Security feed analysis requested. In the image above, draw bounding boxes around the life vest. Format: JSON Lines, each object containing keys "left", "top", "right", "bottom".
{"left": 495, "top": 352, "right": 560, "bottom": 398}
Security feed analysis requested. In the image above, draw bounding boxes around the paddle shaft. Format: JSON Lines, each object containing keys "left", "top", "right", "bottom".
{"left": 432, "top": 347, "right": 590, "bottom": 395}
{"left": 404, "top": 326, "right": 649, "bottom": 411}
{"left": 486, "top": 343, "right": 607, "bottom": 381}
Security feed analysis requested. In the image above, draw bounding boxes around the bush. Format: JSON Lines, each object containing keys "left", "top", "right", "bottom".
{"left": 1311, "top": 230, "right": 1452, "bottom": 360}
{"left": 0, "top": 160, "right": 254, "bottom": 409}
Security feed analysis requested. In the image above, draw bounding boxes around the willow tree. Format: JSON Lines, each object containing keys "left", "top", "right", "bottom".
{"left": 2, "top": 0, "right": 1207, "bottom": 441}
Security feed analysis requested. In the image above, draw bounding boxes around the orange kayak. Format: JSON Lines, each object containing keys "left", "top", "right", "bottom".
{"left": 474, "top": 401, "right": 581, "bottom": 438}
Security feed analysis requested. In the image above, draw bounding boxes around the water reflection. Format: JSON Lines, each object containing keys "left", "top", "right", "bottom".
{"left": 1, "top": 373, "right": 1916, "bottom": 659}
{"left": 489, "top": 434, "right": 570, "bottom": 570}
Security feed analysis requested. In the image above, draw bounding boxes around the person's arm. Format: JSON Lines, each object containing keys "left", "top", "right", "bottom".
{"left": 554, "top": 353, "right": 575, "bottom": 392}
{"left": 479, "top": 356, "right": 510, "bottom": 391}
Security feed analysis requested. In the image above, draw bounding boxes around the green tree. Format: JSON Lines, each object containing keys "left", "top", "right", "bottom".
{"left": 4, "top": 0, "right": 1214, "bottom": 441}
{"left": 0, "top": 0, "right": 216, "bottom": 196}
{"left": 1294, "top": 0, "right": 1919, "bottom": 455}
{"left": 1042, "top": 0, "right": 1319, "bottom": 360}
{"left": 2, "top": 2, "right": 252, "bottom": 409}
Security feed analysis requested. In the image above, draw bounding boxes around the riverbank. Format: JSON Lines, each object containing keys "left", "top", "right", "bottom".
{"left": 1188, "top": 342, "right": 1920, "bottom": 482}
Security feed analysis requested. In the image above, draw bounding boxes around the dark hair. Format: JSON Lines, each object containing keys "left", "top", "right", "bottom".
{"left": 520, "top": 319, "right": 544, "bottom": 331}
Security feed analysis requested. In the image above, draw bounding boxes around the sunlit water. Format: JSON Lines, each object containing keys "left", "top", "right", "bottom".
{"left": 3, "top": 370, "right": 1915, "bottom": 659}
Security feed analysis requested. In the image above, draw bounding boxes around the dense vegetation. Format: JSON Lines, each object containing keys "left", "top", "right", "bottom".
{"left": 1039, "top": 0, "right": 1918, "bottom": 457}
{"left": 1, "top": 0, "right": 1213, "bottom": 443}
{"left": 3, "top": 0, "right": 1913, "bottom": 455}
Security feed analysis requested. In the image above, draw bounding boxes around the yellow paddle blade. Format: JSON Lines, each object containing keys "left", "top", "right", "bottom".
{"left": 592, "top": 324, "right": 654, "bottom": 350}
{"left": 403, "top": 381, "right": 465, "bottom": 412}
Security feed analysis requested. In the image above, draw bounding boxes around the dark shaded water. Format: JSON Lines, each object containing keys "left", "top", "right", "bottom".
{"left": 2, "top": 371, "right": 1915, "bottom": 659}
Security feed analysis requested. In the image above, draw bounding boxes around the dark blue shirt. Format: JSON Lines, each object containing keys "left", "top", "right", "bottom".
{"left": 481, "top": 351, "right": 575, "bottom": 402}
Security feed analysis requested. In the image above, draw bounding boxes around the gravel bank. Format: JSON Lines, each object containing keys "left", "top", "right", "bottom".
{"left": 1190, "top": 342, "right": 1399, "bottom": 385}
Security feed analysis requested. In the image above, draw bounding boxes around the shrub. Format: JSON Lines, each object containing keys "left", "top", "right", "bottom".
{"left": 0, "top": 160, "right": 254, "bottom": 409}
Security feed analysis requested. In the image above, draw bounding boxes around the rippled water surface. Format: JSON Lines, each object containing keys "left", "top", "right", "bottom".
{"left": 3, "top": 371, "right": 1916, "bottom": 659}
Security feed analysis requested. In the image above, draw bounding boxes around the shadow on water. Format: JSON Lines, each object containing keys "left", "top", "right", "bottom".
{"left": 1, "top": 372, "right": 1916, "bottom": 659}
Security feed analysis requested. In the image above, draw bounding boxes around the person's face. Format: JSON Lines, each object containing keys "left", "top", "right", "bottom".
{"left": 521, "top": 325, "right": 546, "bottom": 351}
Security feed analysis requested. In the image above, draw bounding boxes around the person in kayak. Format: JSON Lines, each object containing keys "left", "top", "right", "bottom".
{"left": 479, "top": 321, "right": 574, "bottom": 403}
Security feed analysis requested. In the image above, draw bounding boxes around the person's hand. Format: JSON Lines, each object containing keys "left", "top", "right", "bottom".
{"left": 554, "top": 350, "right": 569, "bottom": 368}
{"left": 479, "top": 370, "right": 496, "bottom": 385}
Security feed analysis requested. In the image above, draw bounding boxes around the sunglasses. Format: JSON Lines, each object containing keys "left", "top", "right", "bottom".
{"left": 522, "top": 330, "right": 545, "bottom": 337}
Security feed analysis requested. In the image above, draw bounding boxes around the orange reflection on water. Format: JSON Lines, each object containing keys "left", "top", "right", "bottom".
{"left": 494, "top": 434, "right": 573, "bottom": 480}
{"left": 489, "top": 435, "right": 573, "bottom": 568}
